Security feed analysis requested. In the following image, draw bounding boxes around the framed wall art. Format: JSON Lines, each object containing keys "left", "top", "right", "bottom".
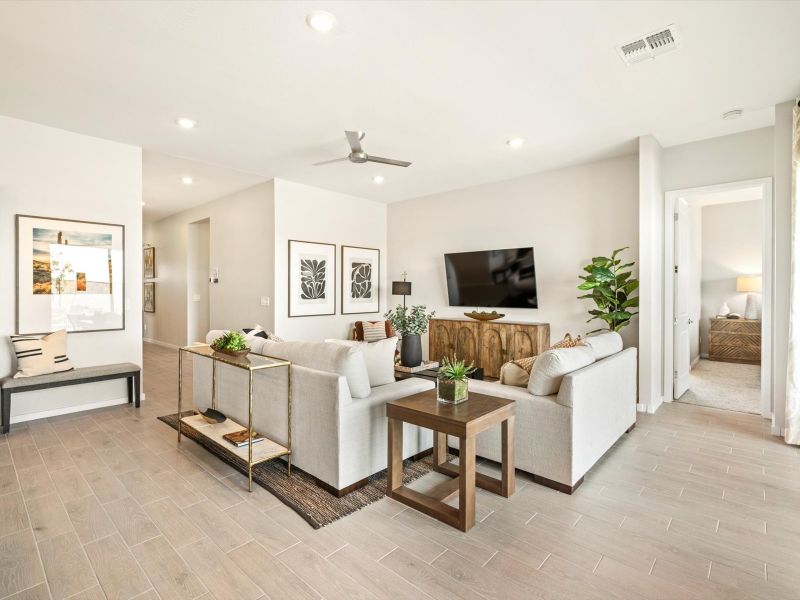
{"left": 143, "top": 282, "right": 155, "bottom": 313}
{"left": 143, "top": 246, "right": 155, "bottom": 279}
{"left": 16, "top": 214, "right": 125, "bottom": 334}
{"left": 341, "top": 245, "right": 380, "bottom": 315}
{"left": 288, "top": 240, "right": 336, "bottom": 317}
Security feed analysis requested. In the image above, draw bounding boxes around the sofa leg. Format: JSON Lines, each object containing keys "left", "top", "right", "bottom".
{"left": 626, "top": 423, "right": 636, "bottom": 434}
{"left": 532, "top": 473, "right": 583, "bottom": 495}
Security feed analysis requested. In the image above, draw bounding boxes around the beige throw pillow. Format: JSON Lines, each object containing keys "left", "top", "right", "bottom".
{"left": 362, "top": 321, "right": 389, "bottom": 342}
{"left": 528, "top": 346, "right": 595, "bottom": 396}
{"left": 11, "top": 329, "right": 73, "bottom": 378}
{"left": 499, "top": 361, "right": 532, "bottom": 387}
{"left": 550, "top": 333, "right": 585, "bottom": 349}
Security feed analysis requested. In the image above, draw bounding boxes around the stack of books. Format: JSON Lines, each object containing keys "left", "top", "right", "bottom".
{"left": 222, "top": 429, "right": 265, "bottom": 448}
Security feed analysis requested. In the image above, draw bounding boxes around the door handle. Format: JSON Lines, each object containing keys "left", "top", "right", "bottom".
{"left": 688, "top": 318, "right": 694, "bottom": 325}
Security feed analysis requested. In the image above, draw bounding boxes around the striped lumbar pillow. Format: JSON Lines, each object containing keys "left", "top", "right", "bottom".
{"left": 11, "top": 329, "right": 73, "bottom": 378}
{"left": 362, "top": 321, "right": 388, "bottom": 342}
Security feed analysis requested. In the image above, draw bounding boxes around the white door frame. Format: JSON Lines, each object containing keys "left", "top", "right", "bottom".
{"left": 663, "top": 177, "right": 774, "bottom": 420}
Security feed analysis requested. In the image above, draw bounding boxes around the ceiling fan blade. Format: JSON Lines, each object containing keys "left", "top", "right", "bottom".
{"left": 345, "top": 130, "right": 365, "bottom": 154}
{"left": 366, "top": 155, "right": 412, "bottom": 167}
{"left": 312, "top": 157, "right": 349, "bottom": 166}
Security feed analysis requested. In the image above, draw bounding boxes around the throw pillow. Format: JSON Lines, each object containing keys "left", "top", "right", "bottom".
{"left": 583, "top": 331, "right": 623, "bottom": 360}
{"left": 11, "top": 330, "right": 73, "bottom": 378}
{"left": 499, "top": 361, "right": 532, "bottom": 387}
{"left": 354, "top": 320, "right": 394, "bottom": 342}
{"left": 362, "top": 321, "right": 389, "bottom": 342}
{"left": 550, "top": 333, "right": 585, "bottom": 349}
{"left": 528, "top": 346, "right": 595, "bottom": 396}
{"left": 326, "top": 337, "right": 397, "bottom": 387}
{"left": 512, "top": 355, "right": 537, "bottom": 373}
{"left": 243, "top": 326, "right": 283, "bottom": 342}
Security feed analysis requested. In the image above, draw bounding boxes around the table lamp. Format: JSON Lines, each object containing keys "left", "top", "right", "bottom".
{"left": 736, "top": 275, "right": 762, "bottom": 320}
{"left": 392, "top": 272, "right": 412, "bottom": 308}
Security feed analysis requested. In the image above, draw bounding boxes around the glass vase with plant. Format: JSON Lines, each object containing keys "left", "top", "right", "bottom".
{"left": 385, "top": 305, "right": 435, "bottom": 368}
{"left": 211, "top": 331, "right": 250, "bottom": 357}
{"left": 577, "top": 246, "right": 639, "bottom": 333}
{"left": 437, "top": 356, "right": 476, "bottom": 404}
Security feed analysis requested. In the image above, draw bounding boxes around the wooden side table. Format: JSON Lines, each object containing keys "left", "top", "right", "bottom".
{"left": 386, "top": 390, "right": 515, "bottom": 531}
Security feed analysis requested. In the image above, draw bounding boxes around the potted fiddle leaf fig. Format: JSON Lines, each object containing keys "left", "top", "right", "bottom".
{"left": 577, "top": 246, "right": 639, "bottom": 333}
{"left": 437, "top": 356, "right": 476, "bottom": 404}
{"left": 385, "top": 304, "right": 435, "bottom": 367}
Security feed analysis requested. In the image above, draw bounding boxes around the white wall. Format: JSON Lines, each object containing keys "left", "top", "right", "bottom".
{"left": 639, "top": 135, "right": 664, "bottom": 413}
{"left": 186, "top": 219, "right": 210, "bottom": 344}
{"left": 699, "top": 200, "right": 763, "bottom": 355}
{"left": 0, "top": 115, "right": 142, "bottom": 422}
{"left": 273, "top": 179, "right": 388, "bottom": 341}
{"left": 143, "top": 181, "right": 275, "bottom": 347}
{"left": 386, "top": 155, "right": 640, "bottom": 355}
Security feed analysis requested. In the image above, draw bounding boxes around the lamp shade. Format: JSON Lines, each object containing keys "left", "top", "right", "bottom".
{"left": 392, "top": 281, "right": 412, "bottom": 296}
{"left": 736, "top": 275, "right": 762, "bottom": 293}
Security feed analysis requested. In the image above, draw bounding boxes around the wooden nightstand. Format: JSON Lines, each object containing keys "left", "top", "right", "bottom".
{"left": 708, "top": 318, "right": 761, "bottom": 365}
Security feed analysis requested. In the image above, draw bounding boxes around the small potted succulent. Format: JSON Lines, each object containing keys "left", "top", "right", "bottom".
{"left": 437, "top": 356, "right": 476, "bottom": 404}
{"left": 211, "top": 331, "right": 250, "bottom": 358}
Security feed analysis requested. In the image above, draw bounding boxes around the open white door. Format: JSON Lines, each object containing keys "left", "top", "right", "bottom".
{"left": 673, "top": 198, "right": 691, "bottom": 399}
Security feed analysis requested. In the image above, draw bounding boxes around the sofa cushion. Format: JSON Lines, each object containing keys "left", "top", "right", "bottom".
{"left": 259, "top": 339, "right": 371, "bottom": 399}
{"left": 499, "top": 361, "right": 532, "bottom": 387}
{"left": 583, "top": 331, "right": 623, "bottom": 360}
{"left": 528, "top": 346, "right": 595, "bottom": 396}
{"left": 326, "top": 337, "right": 397, "bottom": 387}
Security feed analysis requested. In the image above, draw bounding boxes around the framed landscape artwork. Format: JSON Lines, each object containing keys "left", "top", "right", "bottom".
{"left": 143, "top": 282, "right": 155, "bottom": 313}
{"left": 288, "top": 240, "right": 336, "bottom": 317}
{"left": 143, "top": 246, "right": 155, "bottom": 279}
{"left": 341, "top": 245, "right": 380, "bottom": 314}
{"left": 16, "top": 215, "right": 125, "bottom": 334}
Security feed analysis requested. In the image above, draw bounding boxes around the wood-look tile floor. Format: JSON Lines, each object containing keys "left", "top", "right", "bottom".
{"left": 1, "top": 342, "right": 799, "bottom": 599}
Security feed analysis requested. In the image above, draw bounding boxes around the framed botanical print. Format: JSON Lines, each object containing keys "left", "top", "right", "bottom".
{"left": 341, "top": 245, "right": 380, "bottom": 314}
{"left": 288, "top": 240, "right": 336, "bottom": 317}
{"left": 16, "top": 215, "right": 125, "bottom": 334}
{"left": 143, "top": 246, "right": 155, "bottom": 279}
{"left": 143, "top": 282, "right": 155, "bottom": 313}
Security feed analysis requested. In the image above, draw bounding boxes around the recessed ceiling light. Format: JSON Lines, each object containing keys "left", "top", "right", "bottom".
{"left": 181, "top": 176, "right": 194, "bottom": 185}
{"left": 507, "top": 137, "right": 525, "bottom": 149}
{"left": 176, "top": 117, "right": 197, "bottom": 129}
{"left": 373, "top": 175, "right": 385, "bottom": 184}
{"left": 722, "top": 109, "right": 743, "bottom": 120}
{"left": 306, "top": 11, "right": 337, "bottom": 33}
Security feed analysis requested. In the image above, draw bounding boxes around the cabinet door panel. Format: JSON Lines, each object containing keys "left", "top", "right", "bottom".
{"left": 454, "top": 322, "right": 480, "bottom": 365}
{"left": 428, "top": 320, "right": 453, "bottom": 363}
{"left": 480, "top": 324, "right": 507, "bottom": 379}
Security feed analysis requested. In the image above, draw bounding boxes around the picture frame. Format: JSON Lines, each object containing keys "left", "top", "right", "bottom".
{"left": 143, "top": 282, "right": 155, "bottom": 313}
{"left": 143, "top": 246, "right": 155, "bottom": 279}
{"left": 341, "top": 245, "right": 380, "bottom": 315}
{"left": 16, "top": 214, "right": 125, "bottom": 334}
{"left": 288, "top": 240, "right": 336, "bottom": 317}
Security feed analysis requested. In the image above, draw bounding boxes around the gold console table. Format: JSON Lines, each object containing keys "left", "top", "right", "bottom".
{"left": 177, "top": 344, "right": 292, "bottom": 492}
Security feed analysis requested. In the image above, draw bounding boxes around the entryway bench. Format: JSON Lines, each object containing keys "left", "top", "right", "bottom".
{"left": 1, "top": 362, "right": 141, "bottom": 434}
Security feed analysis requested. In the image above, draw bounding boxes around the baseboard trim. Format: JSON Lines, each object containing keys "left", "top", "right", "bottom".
{"left": 11, "top": 395, "right": 132, "bottom": 425}
{"left": 691, "top": 355, "right": 701, "bottom": 369}
{"left": 143, "top": 338, "right": 179, "bottom": 350}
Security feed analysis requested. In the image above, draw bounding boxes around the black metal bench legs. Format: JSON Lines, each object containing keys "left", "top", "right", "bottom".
{"left": 1, "top": 389, "right": 10, "bottom": 435}
{"left": 127, "top": 372, "right": 141, "bottom": 408}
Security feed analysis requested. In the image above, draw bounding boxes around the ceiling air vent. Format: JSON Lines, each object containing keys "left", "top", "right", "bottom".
{"left": 617, "top": 24, "right": 680, "bottom": 66}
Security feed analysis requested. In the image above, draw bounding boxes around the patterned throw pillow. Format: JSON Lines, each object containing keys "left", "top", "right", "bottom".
{"left": 362, "top": 321, "right": 389, "bottom": 342}
{"left": 512, "top": 355, "right": 537, "bottom": 373}
{"left": 11, "top": 329, "right": 73, "bottom": 378}
{"left": 550, "top": 333, "right": 585, "bottom": 350}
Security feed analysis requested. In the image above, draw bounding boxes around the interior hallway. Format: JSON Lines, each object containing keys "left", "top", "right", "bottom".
{"left": 677, "top": 359, "right": 761, "bottom": 414}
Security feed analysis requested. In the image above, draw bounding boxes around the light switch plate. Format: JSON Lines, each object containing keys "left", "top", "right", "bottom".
{"left": 260, "top": 296, "right": 270, "bottom": 307}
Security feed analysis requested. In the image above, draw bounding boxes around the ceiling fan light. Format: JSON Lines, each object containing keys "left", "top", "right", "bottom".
{"left": 306, "top": 11, "right": 337, "bottom": 33}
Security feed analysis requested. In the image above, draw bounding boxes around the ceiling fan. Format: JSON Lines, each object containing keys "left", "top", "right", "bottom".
{"left": 313, "top": 131, "right": 411, "bottom": 168}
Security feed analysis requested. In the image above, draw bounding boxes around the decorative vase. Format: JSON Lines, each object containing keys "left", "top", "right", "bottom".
{"left": 744, "top": 293, "right": 761, "bottom": 320}
{"left": 400, "top": 334, "right": 422, "bottom": 367}
{"left": 718, "top": 302, "right": 731, "bottom": 317}
{"left": 438, "top": 378, "right": 469, "bottom": 404}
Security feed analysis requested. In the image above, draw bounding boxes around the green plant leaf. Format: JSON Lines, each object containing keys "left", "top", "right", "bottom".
{"left": 622, "top": 297, "right": 639, "bottom": 308}
{"left": 592, "top": 257, "right": 611, "bottom": 267}
{"left": 578, "top": 281, "right": 598, "bottom": 290}
{"left": 592, "top": 267, "right": 615, "bottom": 282}
{"left": 611, "top": 246, "right": 629, "bottom": 258}
{"left": 615, "top": 271, "right": 632, "bottom": 283}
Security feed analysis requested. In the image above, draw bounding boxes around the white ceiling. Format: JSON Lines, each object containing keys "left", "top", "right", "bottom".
{"left": 0, "top": 1, "right": 798, "bottom": 222}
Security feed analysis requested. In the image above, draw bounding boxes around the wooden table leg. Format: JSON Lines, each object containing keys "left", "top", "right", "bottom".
{"left": 458, "top": 435, "right": 476, "bottom": 531}
{"left": 387, "top": 417, "right": 404, "bottom": 493}
{"left": 433, "top": 430, "right": 447, "bottom": 469}
{"left": 501, "top": 416, "right": 515, "bottom": 497}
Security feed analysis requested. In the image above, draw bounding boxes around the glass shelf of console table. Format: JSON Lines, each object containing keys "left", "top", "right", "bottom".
{"left": 177, "top": 343, "right": 292, "bottom": 492}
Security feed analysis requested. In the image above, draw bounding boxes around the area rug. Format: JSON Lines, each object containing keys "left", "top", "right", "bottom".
{"left": 158, "top": 411, "right": 437, "bottom": 529}
{"left": 676, "top": 359, "right": 760, "bottom": 414}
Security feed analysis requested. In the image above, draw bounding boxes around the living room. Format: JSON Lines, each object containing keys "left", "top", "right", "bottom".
{"left": 1, "top": 2, "right": 800, "bottom": 600}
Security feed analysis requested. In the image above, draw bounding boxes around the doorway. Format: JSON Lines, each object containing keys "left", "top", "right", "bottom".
{"left": 664, "top": 178, "right": 773, "bottom": 418}
{"left": 187, "top": 218, "right": 210, "bottom": 344}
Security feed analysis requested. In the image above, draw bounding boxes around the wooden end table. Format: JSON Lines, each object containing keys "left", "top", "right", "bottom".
{"left": 386, "top": 389, "right": 515, "bottom": 531}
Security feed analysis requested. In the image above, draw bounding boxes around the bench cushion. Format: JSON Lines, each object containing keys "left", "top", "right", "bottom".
{"left": 1, "top": 362, "right": 140, "bottom": 390}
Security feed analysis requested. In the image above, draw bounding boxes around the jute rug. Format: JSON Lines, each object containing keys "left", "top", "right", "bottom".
{"left": 158, "top": 412, "right": 437, "bottom": 529}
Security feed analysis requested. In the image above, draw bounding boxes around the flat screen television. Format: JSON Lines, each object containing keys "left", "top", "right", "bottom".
{"left": 444, "top": 247, "right": 538, "bottom": 308}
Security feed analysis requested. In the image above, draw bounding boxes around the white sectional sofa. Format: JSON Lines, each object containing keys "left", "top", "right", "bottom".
{"left": 193, "top": 331, "right": 434, "bottom": 495}
{"left": 455, "top": 337, "right": 637, "bottom": 493}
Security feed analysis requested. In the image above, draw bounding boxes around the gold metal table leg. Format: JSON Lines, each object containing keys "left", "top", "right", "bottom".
{"left": 248, "top": 369, "right": 253, "bottom": 493}
{"left": 287, "top": 363, "right": 292, "bottom": 476}
{"left": 177, "top": 349, "right": 183, "bottom": 443}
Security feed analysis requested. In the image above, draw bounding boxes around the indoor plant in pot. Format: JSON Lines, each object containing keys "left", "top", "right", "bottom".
{"left": 385, "top": 304, "right": 435, "bottom": 367}
{"left": 577, "top": 246, "right": 639, "bottom": 333}
{"left": 437, "top": 356, "right": 476, "bottom": 404}
{"left": 210, "top": 330, "right": 251, "bottom": 357}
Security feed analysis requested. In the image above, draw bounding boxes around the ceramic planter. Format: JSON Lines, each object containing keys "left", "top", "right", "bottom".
{"left": 438, "top": 378, "right": 469, "bottom": 404}
{"left": 400, "top": 334, "right": 422, "bottom": 367}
